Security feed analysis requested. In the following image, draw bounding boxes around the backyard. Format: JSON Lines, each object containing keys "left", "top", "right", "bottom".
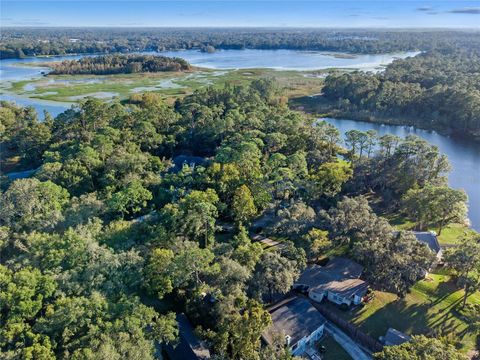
{"left": 316, "top": 334, "right": 352, "bottom": 360}
{"left": 321, "top": 270, "right": 480, "bottom": 354}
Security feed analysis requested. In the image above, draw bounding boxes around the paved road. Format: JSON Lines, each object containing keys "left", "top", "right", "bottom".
{"left": 325, "top": 322, "right": 372, "bottom": 360}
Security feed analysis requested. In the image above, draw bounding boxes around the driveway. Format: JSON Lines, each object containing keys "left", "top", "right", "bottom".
{"left": 325, "top": 322, "right": 372, "bottom": 360}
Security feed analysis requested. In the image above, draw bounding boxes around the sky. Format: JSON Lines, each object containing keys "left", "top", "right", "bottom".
{"left": 1, "top": 1, "right": 480, "bottom": 28}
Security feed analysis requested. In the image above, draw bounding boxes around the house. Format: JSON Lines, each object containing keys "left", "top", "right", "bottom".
{"left": 164, "top": 314, "right": 211, "bottom": 360}
{"left": 296, "top": 257, "right": 369, "bottom": 307}
{"left": 413, "top": 231, "right": 442, "bottom": 260}
{"left": 262, "top": 297, "right": 327, "bottom": 356}
{"left": 380, "top": 328, "right": 411, "bottom": 346}
{"left": 170, "top": 155, "right": 207, "bottom": 173}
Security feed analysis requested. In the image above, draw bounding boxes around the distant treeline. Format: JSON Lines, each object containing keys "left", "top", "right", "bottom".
{"left": 50, "top": 54, "right": 190, "bottom": 75}
{"left": 321, "top": 50, "right": 480, "bottom": 140}
{"left": 2, "top": 28, "right": 480, "bottom": 59}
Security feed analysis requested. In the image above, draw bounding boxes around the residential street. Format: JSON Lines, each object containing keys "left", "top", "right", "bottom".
{"left": 325, "top": 322, "right": 372, "bottom": 360}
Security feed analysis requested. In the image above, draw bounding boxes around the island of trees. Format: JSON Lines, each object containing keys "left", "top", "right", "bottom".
{"left": 49, "top": 54, "right": 191, "bottom": 75}
{"left": 1, "top": 79, "right": 477, "bottom": 359}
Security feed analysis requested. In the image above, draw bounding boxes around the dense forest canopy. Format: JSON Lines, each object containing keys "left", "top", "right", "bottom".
{"left": 50, "top": 54, "right": 191, "bottom": 75}
{"left": 1, "top": 79, "right": 474, "bottom": 358}
{"left": 1, "top": 27, "right": 480, "bottom": 59}
{"left": 319, "top": 49, "right": 480, "bottom": 140}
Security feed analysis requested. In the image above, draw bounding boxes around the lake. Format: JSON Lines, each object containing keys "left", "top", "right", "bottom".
{"left": 0, "top": 49, "right": 419, "bottom": 117}
{"left": 1, "top": 49, "right": 479, "bottom": 230}
{"left": 323, "top": 118, "right": 480, "bottom": 231}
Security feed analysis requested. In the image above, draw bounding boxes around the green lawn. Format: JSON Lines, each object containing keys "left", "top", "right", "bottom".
{"left": 435, "top": 223, "right": 478, "bottom": 246}
{"left": 385, "top": 211, "right": 477, "bottom": 246}
{"left": 316, "top": 333, "right": 352, "bottom": 360}
{"left": 322, "top": 271, "right": 480, "bottom": 353}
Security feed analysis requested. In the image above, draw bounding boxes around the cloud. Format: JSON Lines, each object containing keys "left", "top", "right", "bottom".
{"left": 448, "top": 7, "right": 480, "bottom": 14}
{"left": 417, "top": 7, "right": 433, "bottom": 12}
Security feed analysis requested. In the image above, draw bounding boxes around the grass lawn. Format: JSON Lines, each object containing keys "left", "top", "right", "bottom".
{"left": 435, "top": 223, "right": 478, "bottom": 246}
{"left": 384, "top": 210, "right": 477, "bottom": 246}
{"left": 316, "top": 333, "right": 352, "bottom": 360}
{"left": 322, "top": 270, "right": 480, "bottom": 353}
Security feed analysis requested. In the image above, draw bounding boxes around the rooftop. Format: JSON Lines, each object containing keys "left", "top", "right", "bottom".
{"left": 297, "top": 257, "right": 368, "bottom": 299}
{"left": 384, "top": 328, "right": 411, "bottom": 346}
{"left": 263, "top": 297, "right": 327, "bottom": 348}
{"left": 164, "top": 314, "right": 211, "bottom": 360}
{"left": 413, "top": 231, "right": 441, "bottom": 255}
{"left": 170, "top": 155, "right": 207, "bottom": 173}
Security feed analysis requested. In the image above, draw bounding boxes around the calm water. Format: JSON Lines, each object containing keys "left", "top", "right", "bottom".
{"left": 159, "top": 49, "right": 420, "bottom": 71}
{"left": 1, "top": 50, "right": 478, "bottom": 229}
{"left": 322, "top": 118, "right": 480, "bottom": 231}
{"left": 0, "top": 49, "right": 419, "bottom": 117}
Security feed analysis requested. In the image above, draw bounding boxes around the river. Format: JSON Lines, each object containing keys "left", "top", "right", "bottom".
{"left": 323, "top": 118, "right": 480, "bottom": 231}
{"left": 1, "top": 49, "right": 478, "bottom": 229}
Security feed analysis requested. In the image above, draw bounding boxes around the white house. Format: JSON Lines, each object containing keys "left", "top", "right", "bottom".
{"left": 296, "top": 257, "right": 369, "bottom": 307}
{"left": 262, "top": 297, "right": 326, "bottom": 356}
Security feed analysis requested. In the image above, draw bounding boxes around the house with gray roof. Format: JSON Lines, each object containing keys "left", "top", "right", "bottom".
{"left": 262, "top": 297, "right": 327, "bottom": 356}
{"left": 296, "top": 257, "right": 369, "bottom": 307}
{"left": 164, "top": 314, "right": 211, "bottom": 360}
{"left": 413, "top": 231, "right": 442, "bottom": 260}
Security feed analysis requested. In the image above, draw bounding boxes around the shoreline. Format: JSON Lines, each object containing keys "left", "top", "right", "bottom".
{"left": 294, "top": 102, "right": 480, "bottom": 144}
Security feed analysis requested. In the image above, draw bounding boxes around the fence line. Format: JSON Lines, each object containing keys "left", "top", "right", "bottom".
{"left": 311, "top": 301, "right": 384, "bottom": 353}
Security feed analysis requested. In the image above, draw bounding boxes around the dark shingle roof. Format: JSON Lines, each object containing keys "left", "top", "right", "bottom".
{"left": 413, "top": 232, "right": 441, "bottom": 254}
{"left": 170, "top": 155, "right": 207, "bottom": 173}
{"left": 263, "top": 297, "right": 326, "bottom": 347}
{"left": 296, "top": 257, "right": 368, "bottom": 299}
{"left": 297, "top": 257, "right": 364, "bottom": 287}
{"left": 384, "top": 328, "right": 411, "bottom": 346}
{"left": 164, "top": 314, "right": 211, "bottom": 360}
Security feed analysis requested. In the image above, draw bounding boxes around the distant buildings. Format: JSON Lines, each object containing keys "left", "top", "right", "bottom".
{"left": 262, "top": 297, "right": 327, "bottom": 356}
{"left": 296, "top": 257, "right": 369, "bottom": 307}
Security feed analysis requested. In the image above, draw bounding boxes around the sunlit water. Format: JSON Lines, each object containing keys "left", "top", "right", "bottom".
{"left": 1, "top": 50, "right": 478, "bottom": 230}
{"left": 322, "top": 118, "right": 480, "bottom": 231}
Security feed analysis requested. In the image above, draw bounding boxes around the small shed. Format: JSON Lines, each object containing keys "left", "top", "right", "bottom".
{"left": 382, "top": 328, "right": 411, "bottom": 346}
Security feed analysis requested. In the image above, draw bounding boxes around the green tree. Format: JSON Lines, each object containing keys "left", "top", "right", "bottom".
{"left": 0, "top": 178, "right": 69, "bottom": 232}
{"left": 232, "top": 184, "right": 257, "bottom": 226}
{"left": 250, "top": 252, "right": 299, "bottom": 303}
{"left": 374, "top": 335, "right": 468, "bottom": 360}
{"left": 144, "top": 248, "right": 174, "bottom": 299}
{"left": 214, "top": 300, "right": 272, "bottom": 360}
{"left": 309, "top": 159, "right": 352, "bottom": 198}
{"left": 302, "top": 228, "right": 331, "bottom": 260}
{"left": 108, "top": 180, "right": 153, "bottom": 217}
{"left": 444, "top": 237, "right": 480, "bottom": 308}
{"left": 178, "top": 189, "right": 219, "bottom": 247}
{"left": 403, "top": 184, "right": 467, "bottom": 233}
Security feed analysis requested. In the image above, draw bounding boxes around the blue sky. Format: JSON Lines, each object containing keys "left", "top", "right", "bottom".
{"left": 1, "top": 1, "right": 480, "bottom": 28}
